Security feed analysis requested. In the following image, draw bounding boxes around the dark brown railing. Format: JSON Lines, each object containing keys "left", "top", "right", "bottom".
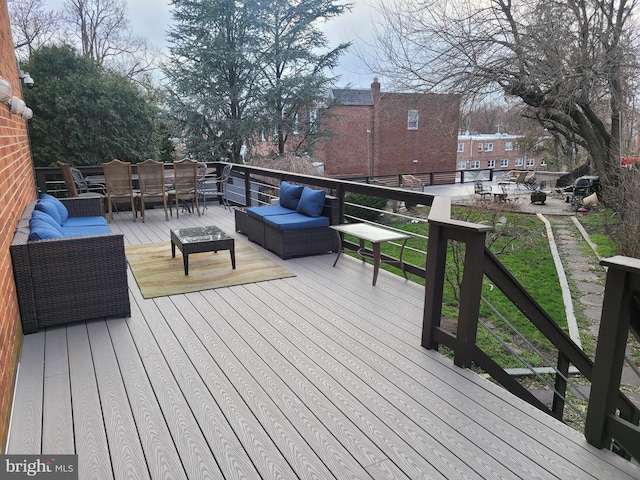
{"left": 423, "top": 196, "right": 640, "bottom": 461}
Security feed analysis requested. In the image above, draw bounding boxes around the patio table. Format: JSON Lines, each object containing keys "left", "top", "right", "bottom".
{"left": 330, "top": 222, "right": 411, "bottom": 286}
{"left": 171, "top": 225, "right": 235, "bottom": 275}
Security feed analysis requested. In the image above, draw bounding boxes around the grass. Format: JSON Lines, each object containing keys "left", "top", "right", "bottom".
{"left": 344, "top": 207, "right": 568, "bottom": 370}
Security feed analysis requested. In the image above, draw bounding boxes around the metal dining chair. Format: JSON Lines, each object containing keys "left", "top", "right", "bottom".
{"left": 198, "top": 163, "right": 232, "bottom": 213}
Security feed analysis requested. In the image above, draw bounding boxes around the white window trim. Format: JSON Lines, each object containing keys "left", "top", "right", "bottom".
{"left": 407, "top": 110, "right": 419, "bottom": 130}
{"left": 471, "top": 160, "right": 480, "bottom": 169}
{"left": 459, "top": 161, "right": 467, "bottom": 170}
{"left": 485, "top": 143, "right": 493, "bottom": 152}
{"left": 457, "top": 143, "right": 464, "bottom": 153}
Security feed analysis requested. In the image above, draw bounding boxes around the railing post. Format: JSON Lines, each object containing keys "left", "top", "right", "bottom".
{"left": 422, "top": 221, "right": 448, "bottom": 350}
{"left": 454, "top": 231, "right": 486, "bottom": 369}
{"left": 585, "top": 256, "right": 640, "bottom": 452}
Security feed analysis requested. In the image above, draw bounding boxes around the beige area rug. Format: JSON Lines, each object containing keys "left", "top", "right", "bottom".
{"left": 126, "top": 241, "right": 295, "bottom": 299}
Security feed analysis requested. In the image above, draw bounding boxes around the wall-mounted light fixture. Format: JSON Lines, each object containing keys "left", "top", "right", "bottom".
{"left": 0, "top": 77, "right": 12, "bottom": 103}
{"left": 22, "top": 107, "right": 33, "bottom": 120}
{"left": 10, "top": 96, "right": 26, "bottom": 115}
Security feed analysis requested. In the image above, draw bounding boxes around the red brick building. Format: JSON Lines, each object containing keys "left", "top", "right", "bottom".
{"left": 316, "top": 79, "right": 461, "bottom": 177}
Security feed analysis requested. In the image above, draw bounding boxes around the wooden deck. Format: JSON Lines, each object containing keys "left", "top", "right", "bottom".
{"left": 7, "top": 205, "right": 640, "bottom": 479}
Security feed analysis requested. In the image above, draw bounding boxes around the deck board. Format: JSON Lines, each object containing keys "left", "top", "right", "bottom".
{"left": 8, "top": 205, "right": 640, "bottom": 479}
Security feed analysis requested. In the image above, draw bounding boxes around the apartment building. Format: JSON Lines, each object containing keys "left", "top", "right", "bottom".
{"left": 457, "top": 133, "right": 541, "bottom": 173}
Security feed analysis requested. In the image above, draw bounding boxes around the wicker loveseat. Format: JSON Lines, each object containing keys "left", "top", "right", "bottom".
{"left": 237, "top": 182, "right": 339, "bottom": 259}
{"left": 11, "top": 196, "right": 130, "bottom": 334}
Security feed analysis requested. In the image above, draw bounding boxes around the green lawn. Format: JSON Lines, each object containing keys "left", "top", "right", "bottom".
{"left": 345, "top": 207, "right": 569, "bottom": 369}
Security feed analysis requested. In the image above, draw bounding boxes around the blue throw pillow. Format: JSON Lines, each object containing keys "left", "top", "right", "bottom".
{"left": 29, "top": 219, "right": 65, "bottom": 240}
{"left": 296, "top": 187, "right": 326, "bottom": 217}
{"left": 279, "top": 181, "right": 304, "bottom": 210}
{"left": 35, "top": 199, "right": 63, "bottom": 225}
{"left": 40, "top": 194, "right": 69, "bottom": 223}
{"left": 32, "top": 210, "right": 64, "bottom": 233}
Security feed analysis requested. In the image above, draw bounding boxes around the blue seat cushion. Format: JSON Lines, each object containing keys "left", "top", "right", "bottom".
{"left": 279, "top": 181, "right": 304, "bottom": 210}
{"left": 61, "top": 225, "right": 111, "bottom": 237}
{"left": 29, "top": 218, "right": 65, "bottom": 240}
{"left": 63, "top": 216, "right": 108, "bottom": 227}
{"left": 35, "top": 199, "right": 63, "bottom": 225}
{"left": 40, "top": 194, "right": 69, "bottom": 223}
{"left": 296, "top": 187, "right": 326, "bottom": 217}
{"left": 263, "top": 212, "right": 329, "bottom": 231}
{"left": 32, "top": 210, "right": 64, "bottom": 233}
{"left": 247, "top": 205, "right": 294, "bottom": 220}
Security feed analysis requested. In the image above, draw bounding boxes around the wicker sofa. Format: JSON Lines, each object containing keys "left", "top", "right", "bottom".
{"left": 237, "top": 182, "right": 339, "bottom": 259}
{"left": 11, "top": 196, "right": 130, "bottom": 334}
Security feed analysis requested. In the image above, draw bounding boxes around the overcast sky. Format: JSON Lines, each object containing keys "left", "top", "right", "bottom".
{"left": 45, "top": 0, "right": 383, "bottom": 88}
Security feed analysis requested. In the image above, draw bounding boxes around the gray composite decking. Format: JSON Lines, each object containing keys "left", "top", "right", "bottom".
{"left": 7, "top": 205, "right": 640, "bottom": 479}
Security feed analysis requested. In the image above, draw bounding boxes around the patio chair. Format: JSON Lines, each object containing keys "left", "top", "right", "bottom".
{"left": 199, "top": 163, "right": 232, "bottom": 213}
{"left": 168, "top": 158, "right": 200, "bottom": 219}
{"left": 402, "top": 174, "right": 423, "bottom": 190}
{"left": 103, "top": 159, "right": 139, "bottom": 222}
{"left": 473, "top": 180, "right": 492, "bottom": 200}
{"left": 58, "top": 161, "right": 106, "bottom": 198}
{"left": 136, "top": 159, "right": 171, "bottom": 222}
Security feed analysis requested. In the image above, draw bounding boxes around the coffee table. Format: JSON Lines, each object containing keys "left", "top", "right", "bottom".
{"left": 330, "top": 223, "right": 411, "bottom": 286}
{"left": 170, "top": 225, "right": 235, "bottom": 275}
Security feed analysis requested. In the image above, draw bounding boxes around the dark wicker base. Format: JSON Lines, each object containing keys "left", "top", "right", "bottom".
{"left": 11, "top": 197, "right": 130, "bottom": 334}
{"left": 264, "top": 226, "right": 338, "bottom": 259}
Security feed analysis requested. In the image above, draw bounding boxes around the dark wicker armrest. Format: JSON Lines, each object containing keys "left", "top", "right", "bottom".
{"left": 60, "top": 197, "right": 103, "bottom": 217}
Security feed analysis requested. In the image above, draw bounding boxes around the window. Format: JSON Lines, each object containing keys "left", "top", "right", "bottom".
{"left": 485, "top": 143, "right": 493, "bottom": 152}
{"left": 515, "top": 158, "right": 524, "bottom": 166}
{"left": 471, "top": 160, "right": 480, "bottom": 169}
{"left": 457, "top": 143, "right": 464, "bottom": 153}
{"left": 526, "top": 157, "right": 535, "bottom": 167}
{"left": 458, "top": 161, "right": 467, "bottom": 170}
{"left": 292, "top": 113, "right": 300, "bottom": 135}
{"left": 505, "top": 142, "right": 513, "bottom": 151}
{"left": 501, "top": 159, "right": 509, "bottom": 167}
{"left": 308, "top": 109, "right": 318, "bottom": 133}
{"left": 477, "top": 144, "right": 483, "bottom": 152}
{"left": 407, "top": 110, "right": 419, "bottom": 130}
{"left": 487, "top": 160, "right": 495, "bottom": 168}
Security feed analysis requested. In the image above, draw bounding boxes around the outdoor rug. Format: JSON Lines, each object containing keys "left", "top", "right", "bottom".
{"left": 126, "top": 241, "right": 295, "bottom": 299}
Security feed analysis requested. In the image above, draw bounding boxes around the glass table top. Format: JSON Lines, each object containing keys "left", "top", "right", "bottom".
{"left": 171, "top": 225, "right": 232, "bottom": 243}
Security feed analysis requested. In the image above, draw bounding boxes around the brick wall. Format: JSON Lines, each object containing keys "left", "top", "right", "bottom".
{"left": 318, "top": 79, "right": 460, "bottom": 178}
{"left": 319, "top": 105, "right": 373, "bottom": 176}
{"left": 0, "top": 0, "right": 35, "bottom": 451}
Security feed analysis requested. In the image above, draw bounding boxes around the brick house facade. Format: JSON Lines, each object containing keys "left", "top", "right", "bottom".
{"left": 316, "top": 79, "right": 460, "bottom": 178}
{"left": 457, "top": 133, "right": 543, "bottom": 174}
{"left": 0, "top": 0, "right": 36, "bottom": 450}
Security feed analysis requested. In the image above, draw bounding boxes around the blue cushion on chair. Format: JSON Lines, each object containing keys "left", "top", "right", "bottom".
{"left": 35, "top": 199, "right": 63, "bottom": 225}
{"left": 296, "top": 187, "right": 326, "bottom": 217}
{"left": 279, "top": 181, "right": 304, "bottom": 210}
{"left": 61, "top": 225, "right": 111, "bottom": 237}
{"left": 263, "top": 212, "right": 329, "bottom": 230}
{"left": 40, "top": 194, "right": 69, "bottom": 223}
{"left": 32, "top": 210, "right": 64, "bottom": 233}
{"left": 63, "top": 216, "right": 108, "bottom": 227}
{"left": 29, "top": 219, "right": 65, "bottom": 240}
{"left": 247, "top": 205, "right": 295, "bottom": 220}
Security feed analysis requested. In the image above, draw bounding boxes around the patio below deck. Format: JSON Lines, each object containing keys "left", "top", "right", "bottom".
{"left": 7, "top": 205, "right": 640, "bottom": 479}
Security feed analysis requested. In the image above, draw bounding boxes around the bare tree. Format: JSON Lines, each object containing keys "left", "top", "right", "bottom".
{"left": 9, "top": 0, "right": 63, "bottom": 59}
{"left": 371, "top": 0, "right": 639, "bottom": 189}
{"left": 62, "top": 0, "right": 160, "bottom": 83}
